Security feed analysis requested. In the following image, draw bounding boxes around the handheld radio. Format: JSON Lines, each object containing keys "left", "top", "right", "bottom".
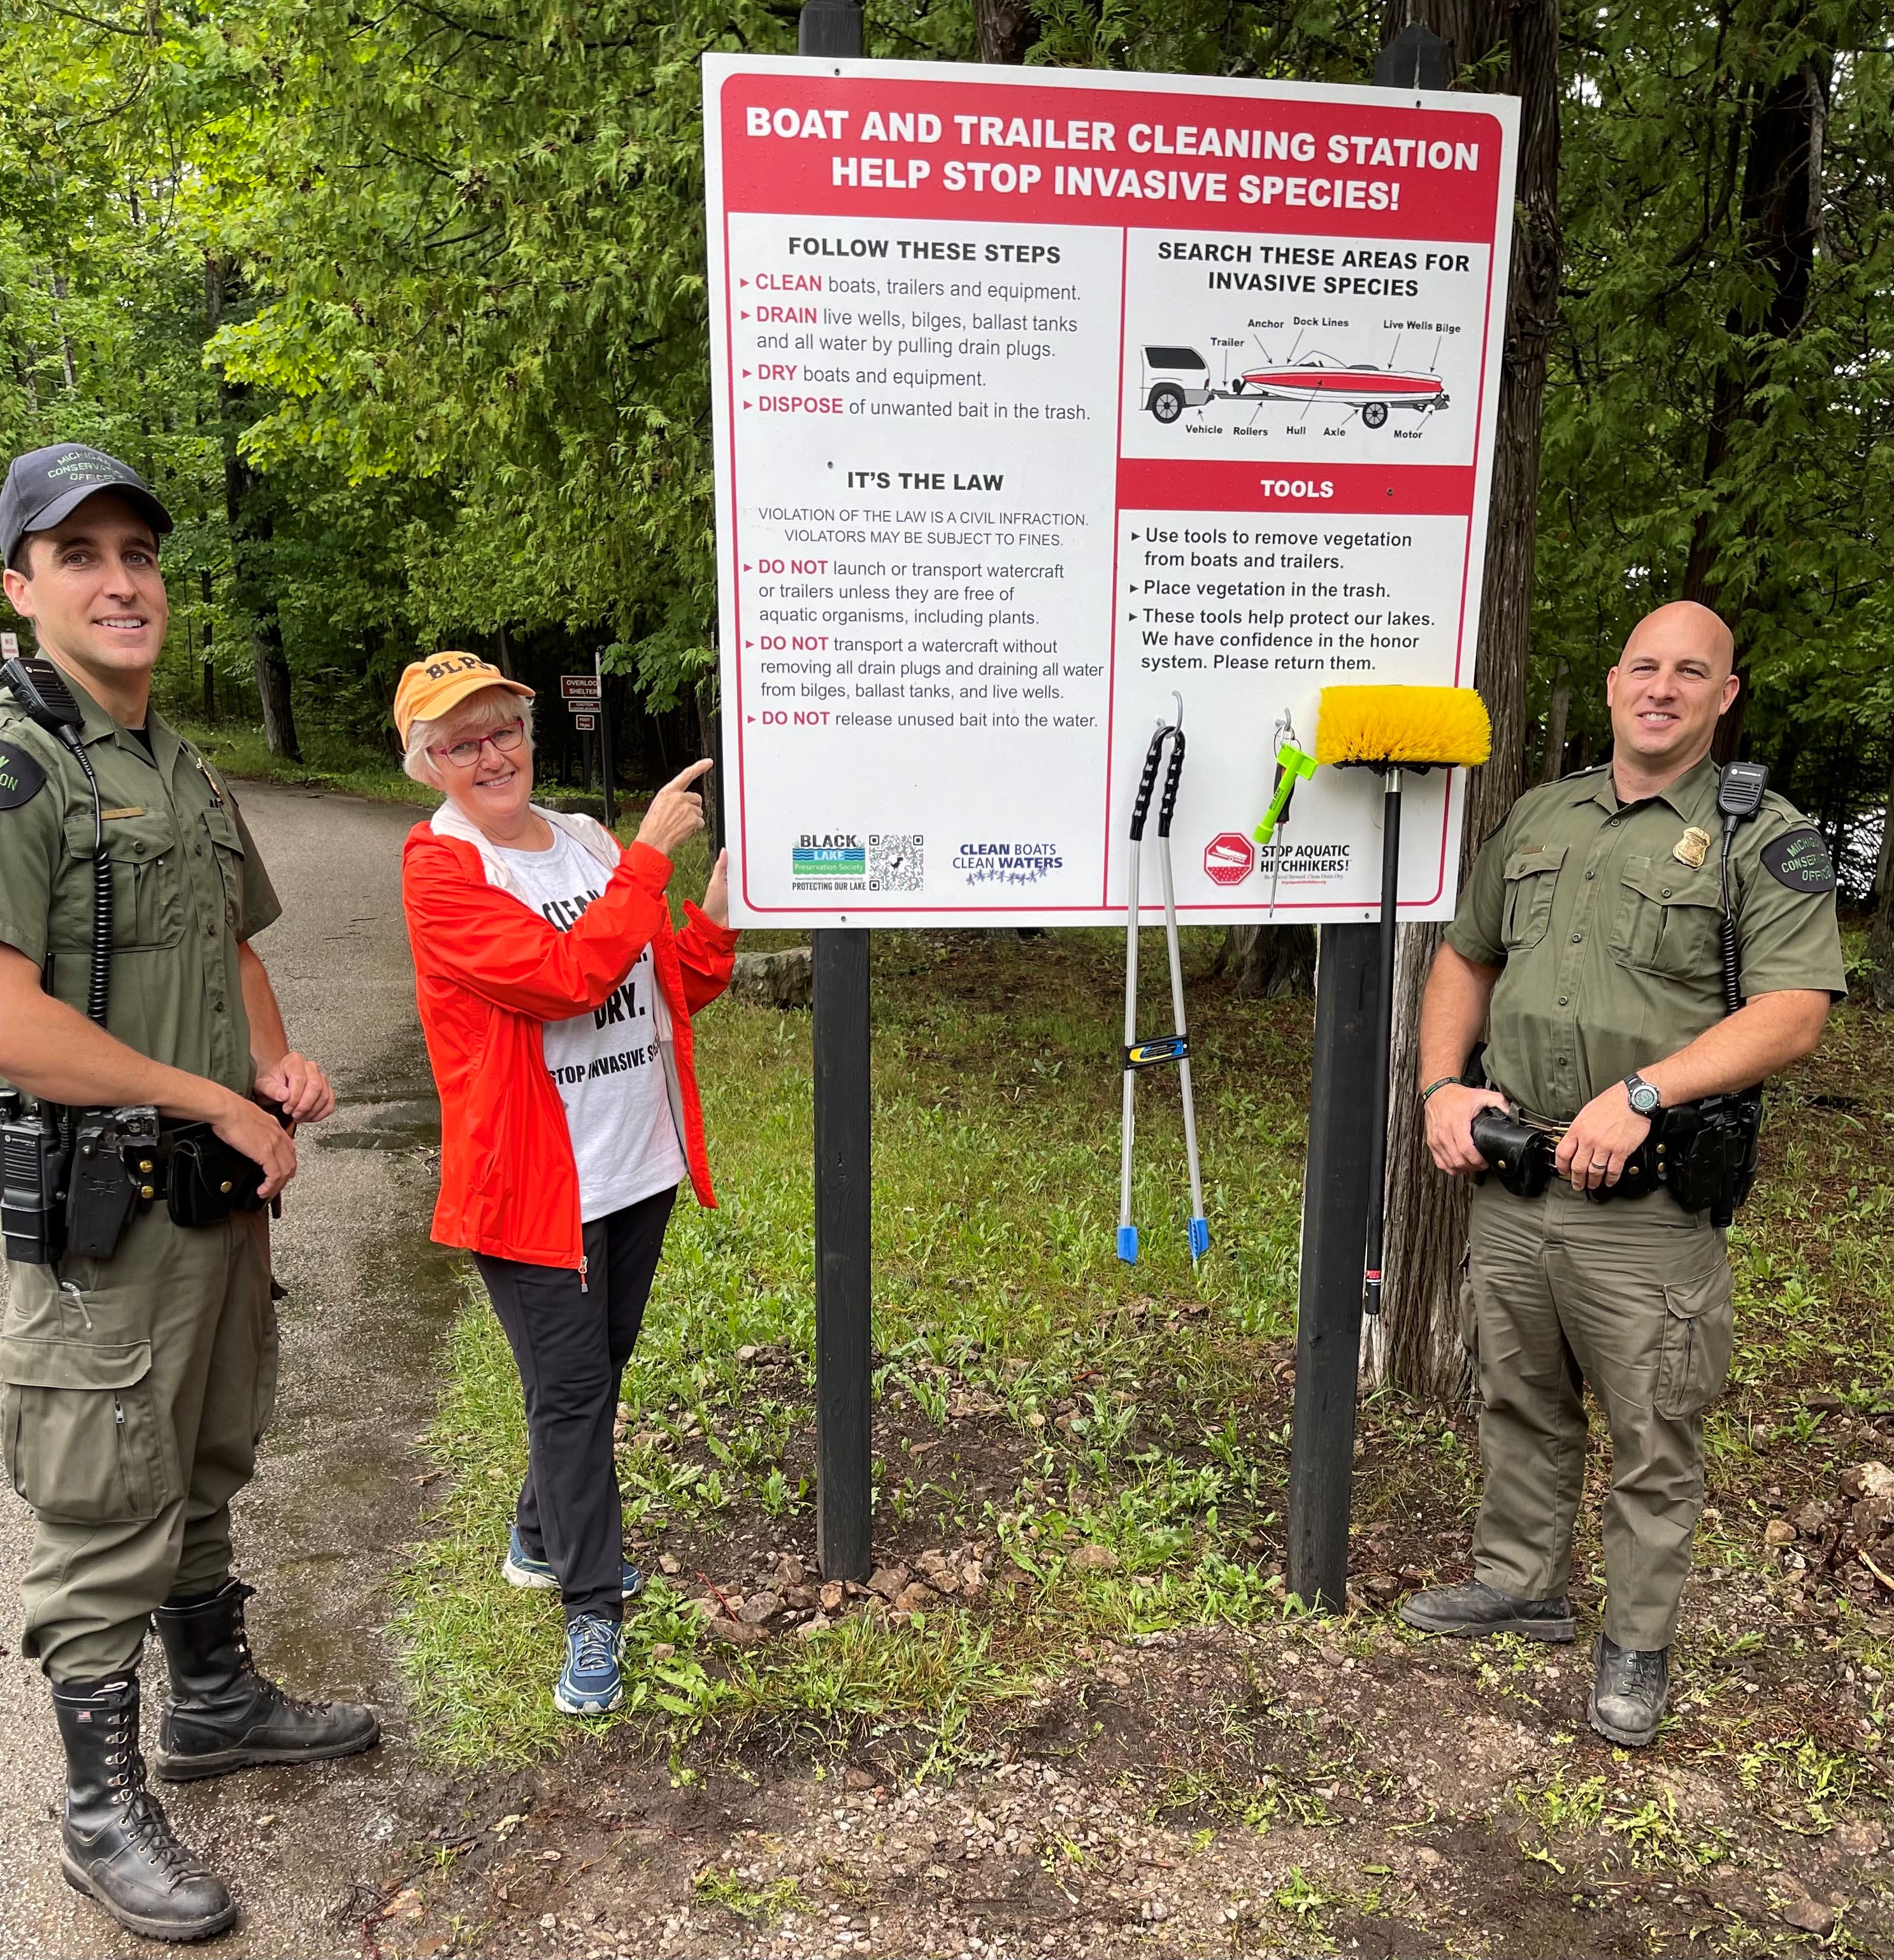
{"left": 1715, "top": 760, "right": 1768, "bottom": 1013}
{"left": 0, "top": 640, "right": 110, "bottom": 1266}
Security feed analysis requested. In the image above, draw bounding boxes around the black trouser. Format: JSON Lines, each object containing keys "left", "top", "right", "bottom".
{"left": 473, "top": 1187, "right": 676, "bottom": 1622}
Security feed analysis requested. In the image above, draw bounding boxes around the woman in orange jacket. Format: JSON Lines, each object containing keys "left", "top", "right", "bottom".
{"left": 394, "top": 655, "right": 737, "bottom": 1717}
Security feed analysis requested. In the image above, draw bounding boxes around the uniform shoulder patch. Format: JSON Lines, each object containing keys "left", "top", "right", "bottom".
{"left": 1760, "top": 827, "right": 1835, "bottom": 895}
{"left": 0, "top": 731, "right": 48, "bottom": 810}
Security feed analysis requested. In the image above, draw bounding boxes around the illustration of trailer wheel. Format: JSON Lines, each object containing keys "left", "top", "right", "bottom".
{"left": 1148, "top": 383, "right": 1185, "bottom": 424}
{"left": 1361, "top": 401, "right": 1389, "bottom": 429}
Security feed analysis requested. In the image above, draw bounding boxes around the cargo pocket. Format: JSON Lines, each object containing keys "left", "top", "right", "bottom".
{"left": 253, "top": 1293, "right": 280, "bottom": 1445}
{"left": 63, "top": 810, "right": 185, "bottom": 952}
{"left": 1655, "top": 1262, "right": 1733, "bottom": 1419}
{"left": 1501, "top": 845, "right": 1567, "bottom": 951}
{"left": 0, "top": 1335, "right": 171, "bottom": 1522}
{"left": 1609, "top": 857, "right": 1721, "bottom": 980}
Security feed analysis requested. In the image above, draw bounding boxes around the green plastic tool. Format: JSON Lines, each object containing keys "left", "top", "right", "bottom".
{"left": 1253, "top": 740, "right": 1316, "bottom": 847}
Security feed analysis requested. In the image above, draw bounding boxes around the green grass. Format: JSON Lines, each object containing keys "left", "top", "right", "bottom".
{"left": 391, "top": 921, "right": 1321, "bottom": 1765}
{"left": 390, "top": 1284, "right": 727, "bottom": 1764}
{"left": 391, "top": 914, "right": 1891, "bottom": 1788}
{"left": 178, "top": 712, "right": 687, "bottom": 819}
{"left": 176, "top": 719, "right": 440, "bottom": 805}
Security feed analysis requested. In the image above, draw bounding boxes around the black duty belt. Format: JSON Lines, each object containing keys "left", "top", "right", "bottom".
{"left": 1469, "top": 1093, "right": 1761, "bottom": 1227}
{"left": 4, "top": 1098, "right": 285, "bottom": 1267}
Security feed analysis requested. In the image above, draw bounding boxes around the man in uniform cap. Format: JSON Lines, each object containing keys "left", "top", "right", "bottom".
{"left": 0, "top": 444, "right": 378, "bottom": 1941}
{"left": 1405, "top": 600, "right": 1845, "bottom": 1745}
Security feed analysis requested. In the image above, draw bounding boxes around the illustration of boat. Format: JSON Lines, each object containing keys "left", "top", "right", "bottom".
{"left": 1230, "top": 351, "right": 1447, "bottom": 428}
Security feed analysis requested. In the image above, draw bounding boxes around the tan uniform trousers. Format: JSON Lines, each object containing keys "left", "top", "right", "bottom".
{"left": 2, "top": 1202, "right": 276, "bottom": 1683}
{"left": 1464, "top": 1175, "right": 1733, "bottom": 1652}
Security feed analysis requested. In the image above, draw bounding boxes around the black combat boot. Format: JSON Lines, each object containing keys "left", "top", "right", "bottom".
{"left": 151, "top": 1579, "right": 380, "bottom": 1782}
{"left": 52, "top": 1673, "right": 236, "bottom": 1942}
{"left": 1398, "top": 1578, "right": 1576, "bottom": 1642}
{"left": 1589, "top": 1633, "right": 1670, "bottom": 1746}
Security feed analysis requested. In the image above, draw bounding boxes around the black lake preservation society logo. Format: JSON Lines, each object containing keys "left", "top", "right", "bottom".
{"left": 792, "top": 834, "right": 866, "bottom": 891}
{"left": 789, "top": 833, "right": 926, "bottom": 895}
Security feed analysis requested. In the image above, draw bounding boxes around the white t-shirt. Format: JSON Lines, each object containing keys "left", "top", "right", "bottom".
{"left": 492, "top": 826, "right": 687, "bottom": 1222}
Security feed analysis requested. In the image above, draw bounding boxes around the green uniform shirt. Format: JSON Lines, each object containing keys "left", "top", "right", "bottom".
{"left": 1445, "top": 755, "right": 1846, "bottom": 1122}
{"left": 0, "top": 675, "right": 280, "bottom": 1097}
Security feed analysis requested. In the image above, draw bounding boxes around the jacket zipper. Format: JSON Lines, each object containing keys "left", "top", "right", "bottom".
{"left": 433, "top": 810, "right": 708, "bottom": 1264}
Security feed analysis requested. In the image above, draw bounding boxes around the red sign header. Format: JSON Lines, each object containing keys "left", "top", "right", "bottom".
{"left": 714, "top": 71, "right": 1503, "bottom": 242}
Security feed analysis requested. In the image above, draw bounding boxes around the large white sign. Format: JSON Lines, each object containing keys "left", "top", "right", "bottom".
{"left": 706, "top": 57, "right": 1518, "bottom": 927}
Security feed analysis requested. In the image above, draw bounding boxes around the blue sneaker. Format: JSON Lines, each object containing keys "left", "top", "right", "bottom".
{"left": 503, "top": 1526, "right": 645, "bottom": 1598}
{"left": 555, "top": 1614, "right": 624, "bottom": 1716}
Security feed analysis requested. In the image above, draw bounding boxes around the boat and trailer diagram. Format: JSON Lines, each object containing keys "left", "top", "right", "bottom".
{"left": 1138, "top": 342, "right": 1450, "bottom": 429}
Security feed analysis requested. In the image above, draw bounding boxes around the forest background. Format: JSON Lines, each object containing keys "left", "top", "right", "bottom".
{"left": 3, "top": 0, "right": 1888, "bottom": 1388}
{"left": 1, "top": 0, "right": 1886, "bottom": 869}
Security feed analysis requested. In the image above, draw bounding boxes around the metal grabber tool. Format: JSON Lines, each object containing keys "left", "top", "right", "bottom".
{"left": 1252, "top": 712, "right": 1317, "bottom": 917}
{"left": 1118, "top": 696, "right": 1208, "bottom": 1266}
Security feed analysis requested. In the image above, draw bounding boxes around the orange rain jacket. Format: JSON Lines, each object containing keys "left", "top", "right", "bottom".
{"left": 401, "top": 803, "right": 738, "bottom": 1272}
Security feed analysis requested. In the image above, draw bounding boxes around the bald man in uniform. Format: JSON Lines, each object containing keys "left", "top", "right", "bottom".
{"left": 1400, "top": 601, "right": 1845, "bottom": 1745}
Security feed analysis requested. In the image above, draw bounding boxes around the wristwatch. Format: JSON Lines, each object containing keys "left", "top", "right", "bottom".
{"left": 1623, "top": 1071, "right": 1661, "bottom": 1117}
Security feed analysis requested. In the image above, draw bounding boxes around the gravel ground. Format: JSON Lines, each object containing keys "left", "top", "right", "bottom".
{"left": 366, "top": 1608, "right": 1891, "bottom": 1960}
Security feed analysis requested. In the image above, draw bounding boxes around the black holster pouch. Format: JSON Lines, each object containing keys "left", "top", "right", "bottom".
{"left": 67, "top": 1106, "right": 161, "bottom": 1258}
{"left": 1469, "top": 1108, "right": 1554, "bottom": 1198}
{"left": 1636, "top": 1089, "right": 1763, "bottom": 1227}
{"left": 166, "top": 1124, "right": 269, "bottom": 1227}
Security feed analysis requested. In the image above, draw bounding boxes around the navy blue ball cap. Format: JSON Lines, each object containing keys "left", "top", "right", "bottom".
{"left": 1, "top": 443, "right": 173, "bottom": 567}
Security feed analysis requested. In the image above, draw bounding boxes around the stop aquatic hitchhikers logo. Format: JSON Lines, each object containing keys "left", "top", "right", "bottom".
{"left": 955, "top": 840, "right": 1063, "bottom": 886}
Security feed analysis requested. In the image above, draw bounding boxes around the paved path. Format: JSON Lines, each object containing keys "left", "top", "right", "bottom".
{"left": 0, "top": 782, "right": 464, "bottom": 1957}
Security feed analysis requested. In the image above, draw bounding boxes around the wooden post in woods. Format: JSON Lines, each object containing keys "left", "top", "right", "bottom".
{"left": 593, "top": 647, "right": 616, "bottom": 831}
{"left": 798, "top": 0, "right": 875, "bottom": 1585}
{"left": 1372, "top": 0, "right": 1562, "bottom": 1399}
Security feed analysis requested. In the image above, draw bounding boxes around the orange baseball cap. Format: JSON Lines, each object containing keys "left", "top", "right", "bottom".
{"left": 392, "top": 652, "right": 533, "bottom": 743}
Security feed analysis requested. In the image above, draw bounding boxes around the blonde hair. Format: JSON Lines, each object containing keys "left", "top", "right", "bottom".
{"left": 403, "top": 683, "right": 535, "bottom": 785}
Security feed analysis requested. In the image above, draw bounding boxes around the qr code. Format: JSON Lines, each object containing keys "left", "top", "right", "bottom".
{"left": 868, "top": 834, "right": 923, "bottom": 892}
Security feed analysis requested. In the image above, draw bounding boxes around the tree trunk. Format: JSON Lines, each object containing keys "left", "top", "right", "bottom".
{"left": 208, "top": 254, "right": 301, "bottom": 761}
{"left": 1220, "top": 924, "right": 1317, "bottom": 997}
{"left": 199, "top": 568, "right": 216, "bottom": 724}
{"left": 973, "top": 0, "right": 1038, "bottom": 64}
{"left": 1870, "top": 750, "right": 1894, "bottom": 1012}
{"left": 494, "top": 619, "right": 517, "bottom": 680}
{"left": 49, "top": 274, "right": 78, "bottom": 390}
{"left": 1372, "top": 0, "right": 1562, "bottom": 1398}
{"left": 1681, "top": 52, "right": 1829, "bottom": 764}
{"left": 250, "top": 616, "right": 298, "bottom": 760}
{"left": 1539, "top": 664, "right": 1570, "bottom": 782}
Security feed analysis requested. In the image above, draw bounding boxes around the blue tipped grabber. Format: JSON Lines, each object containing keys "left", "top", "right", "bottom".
{"left": 1118, "top": 696, "right": 1209, "bottom": 1266}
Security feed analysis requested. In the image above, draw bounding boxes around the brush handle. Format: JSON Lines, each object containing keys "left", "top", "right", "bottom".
{"left": 1364, "top": 768, "right": 1402, "bottom": 1317}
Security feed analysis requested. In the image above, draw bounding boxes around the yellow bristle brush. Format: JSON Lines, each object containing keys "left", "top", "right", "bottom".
{"left": 1314, "top": 683, "right": 1492, "bottom": 769}
{"left": 1313, "top": 683, "right": 1490, "bottom": 1324}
